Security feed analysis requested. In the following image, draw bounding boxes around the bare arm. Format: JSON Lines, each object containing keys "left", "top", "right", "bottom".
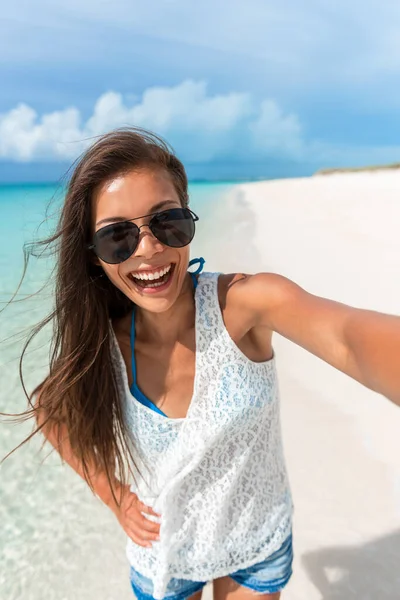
{"left": 36, "top": 402, "right": 122, "bottom": 513}
{"left": 35, "top": 398, "right": 161, "bottom": 547}
{"left": 233, "top": 273, "right": 400, "bottom": 406}
{"left": 343, "top": 308, "right": 400, "bottom": 406}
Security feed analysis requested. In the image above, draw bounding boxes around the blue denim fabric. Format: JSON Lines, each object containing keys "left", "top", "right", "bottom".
{"left": 230, "top": 533, "right": 293, "bottom": 594}
{"left": 129, "top": 533, "right": 293, "bottom": 599}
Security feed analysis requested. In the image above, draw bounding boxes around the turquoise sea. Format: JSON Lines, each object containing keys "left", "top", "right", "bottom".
{"left": 0, "top": 181, "right": 245, "bottom": 600}
{"left": 0, "top": 181, "right": 238, "bottom": 292}
{"left": 0, "top": 180, "right": 240, "bottom": 351}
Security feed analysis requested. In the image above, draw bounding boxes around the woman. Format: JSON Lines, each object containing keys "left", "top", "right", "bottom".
{"left": 7, "top": 128, "right": 400, "bottom": 600}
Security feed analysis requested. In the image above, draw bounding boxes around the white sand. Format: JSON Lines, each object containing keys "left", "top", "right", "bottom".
{"left": 2, "top": 171, "right": 400, "bottom": 599}
{"left": 195, "top": 170, "right": 400, "bottom": 599}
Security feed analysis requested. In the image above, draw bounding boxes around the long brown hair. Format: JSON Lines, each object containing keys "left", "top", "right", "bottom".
{"left": 2, "top": 127, "right": 189, "bottom": 502}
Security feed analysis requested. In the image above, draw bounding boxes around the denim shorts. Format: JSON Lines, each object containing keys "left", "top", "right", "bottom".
{"left": 129, "top": 533, "right": 293, "bottom": 600}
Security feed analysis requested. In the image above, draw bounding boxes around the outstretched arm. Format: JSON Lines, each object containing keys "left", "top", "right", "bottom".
{"left": 235, "top": 273, "right": 400, "bottom": 406}
{"left": 341, "top": 307, "right": 399, "bottom": 405}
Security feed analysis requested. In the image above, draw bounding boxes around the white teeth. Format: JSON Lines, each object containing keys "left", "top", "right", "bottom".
{"left": 131, "top": 264, "right": 172, "bottom": 281}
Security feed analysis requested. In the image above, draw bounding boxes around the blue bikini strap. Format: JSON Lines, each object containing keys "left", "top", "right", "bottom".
{"left": 188, "top": 257, "right": 205, "bottom": 288}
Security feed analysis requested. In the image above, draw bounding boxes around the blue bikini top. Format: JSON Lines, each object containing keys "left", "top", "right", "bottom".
{"left": 129, "top": 257, "right": 205, "bottom": 417}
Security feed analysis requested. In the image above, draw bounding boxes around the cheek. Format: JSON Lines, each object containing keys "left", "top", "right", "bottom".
{"left": 177, "top": 247, "right": 190, "bottom": 275}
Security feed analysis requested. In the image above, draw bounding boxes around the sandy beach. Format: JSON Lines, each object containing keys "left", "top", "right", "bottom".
{"left": 2, "top": 171, "right": 400, "bottom": 599}
{"left": 195, "top": 170, "right": 400, "bottom": 599}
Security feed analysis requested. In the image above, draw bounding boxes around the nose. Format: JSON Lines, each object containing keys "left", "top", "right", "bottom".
{"left": 135, "top": 224, "right": 164, "bottom": 259}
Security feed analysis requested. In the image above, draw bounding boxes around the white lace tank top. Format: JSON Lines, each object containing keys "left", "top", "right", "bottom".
{"left": 111, "top": 271, "right": 293, "bottom": 599}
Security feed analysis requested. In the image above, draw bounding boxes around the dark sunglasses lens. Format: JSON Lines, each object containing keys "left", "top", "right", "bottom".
{"left": 94, "top": 222, "right": 139, "bottom": 264}
{"left": 151, "top": 208, "right": 195, "bottom": 248}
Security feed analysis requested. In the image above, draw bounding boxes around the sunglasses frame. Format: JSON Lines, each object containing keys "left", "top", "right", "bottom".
{"left": 88, "top": 207, "right": 199, "bottom": 264}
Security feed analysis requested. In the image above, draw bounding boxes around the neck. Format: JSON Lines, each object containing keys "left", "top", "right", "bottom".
{"left": 135, "top": 272, "right": 196, "bottom": 345}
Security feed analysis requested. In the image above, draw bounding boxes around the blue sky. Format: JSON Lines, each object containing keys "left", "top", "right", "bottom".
{"left": 1, "top": 0, "right": 400, "bottom": 181}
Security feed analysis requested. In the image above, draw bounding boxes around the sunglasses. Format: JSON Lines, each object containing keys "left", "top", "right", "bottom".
{"left": 89, "top": 207, "right": 199, "bottom": 264}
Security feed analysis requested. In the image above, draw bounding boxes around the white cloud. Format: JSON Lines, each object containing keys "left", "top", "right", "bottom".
{"left": 1, "top": 0, "right": 400, "bottom": 126}
{"left": 0, "top": 80, "right": 303, "bottom": 163}
{"left": 250, "top": 100, "right": 304, "bottom": 159}
{"left": 1, "top": 80, "right": 399, "bottom": 168}
{"left": 0, "top": 104, "right": 83, "bottom": 161}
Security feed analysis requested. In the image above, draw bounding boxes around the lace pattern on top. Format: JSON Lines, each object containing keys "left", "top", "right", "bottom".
{"left": 110, "top": 272, "right": 293, "bottom": 599}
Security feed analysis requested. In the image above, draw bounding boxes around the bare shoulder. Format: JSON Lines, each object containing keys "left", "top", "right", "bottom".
{"left": 216, "top": 271, "right": 293, "bottom": 337}
{"left": 217, "top": 272, "right": 294, "bottom": 361}
{"left": 218, "top": 271, "right": 295, "bottom": 314}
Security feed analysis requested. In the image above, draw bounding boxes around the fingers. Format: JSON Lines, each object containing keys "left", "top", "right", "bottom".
{"left": 120, "top": 494, "right": 162, "bottom": 547}
{"left": 125, "top": 526, "right": 153, "bottom": 548}
{"left": 126, "top": 503, "right": 161, "bottom": 533}
{"left": 139, "top": 514, "right": 161, "bottom": 535}
{"left": 124, "top": 511, "right": 160, "bottom": 541}
{"left": 126, "top": 521, "right": 161, "bottom": 547}
{"left": 127, "top": 514, "right": 160, "bottom": 538}
{"left": 138, "top": 501, "right": 161, "bottom": 518}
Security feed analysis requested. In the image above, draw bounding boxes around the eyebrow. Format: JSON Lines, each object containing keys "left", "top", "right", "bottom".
{"left": 95, "top": 200, "right": 178, "bottom": 227}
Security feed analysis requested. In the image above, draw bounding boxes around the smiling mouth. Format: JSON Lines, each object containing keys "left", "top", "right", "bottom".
{"left": 129, "top": 264, "right": 175, "bottom": 289}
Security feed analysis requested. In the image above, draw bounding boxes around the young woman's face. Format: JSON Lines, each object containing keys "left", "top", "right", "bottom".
{"left": 92, "top": 168, "right": 192, "bottom": 313}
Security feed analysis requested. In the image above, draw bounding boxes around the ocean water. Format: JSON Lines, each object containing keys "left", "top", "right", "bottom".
{"left": 0, "top": 181, "right": 260, "bottom": 600}
{"left": 0, "top": 181, "right": 237, "bottom": 290}
{"left": 0, "top": 180, "right": 241, "bottom": 362}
